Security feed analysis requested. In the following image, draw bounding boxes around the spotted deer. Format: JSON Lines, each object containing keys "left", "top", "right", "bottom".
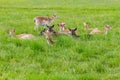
{"left": 8, "top": 29, "right": 35, "bottom": 39}
{"left": 34, "top": 14, "right": 57, "bottom": 30}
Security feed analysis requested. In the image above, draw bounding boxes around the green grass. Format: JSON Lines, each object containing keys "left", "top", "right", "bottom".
{"left": 0, "top": 0, "right": 120, "bottom": 80}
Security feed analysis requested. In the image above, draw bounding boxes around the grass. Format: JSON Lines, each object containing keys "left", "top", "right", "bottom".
{"left": 0, "top": 0, "right": 120, "bottom": 80}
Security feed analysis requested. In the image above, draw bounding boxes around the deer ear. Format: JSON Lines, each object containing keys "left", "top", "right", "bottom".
{"left": 74, "top": 28, "right": 77, "bottom": 31}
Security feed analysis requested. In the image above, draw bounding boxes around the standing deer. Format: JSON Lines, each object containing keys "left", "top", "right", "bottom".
{"left": 34, "top": 14, "right": 57, "bottom": 30}
{"left": 89, "top": 25, "right": 111, "bottom": 35}
{"left": 8, "top": 29, "right": 35, "bottom": 39}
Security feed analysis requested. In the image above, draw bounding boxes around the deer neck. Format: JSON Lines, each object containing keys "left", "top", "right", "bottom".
{"left": 50, "top": 16, "right": 55, "bottom": 22}
{"left": 103, "top": 29, "right": 108, "bottom": 35}
{"left": 60, "top": 27, "right": 65, "bottom": 31}
{"left": 84, "top": 25, "right": 89, "bottom": 30}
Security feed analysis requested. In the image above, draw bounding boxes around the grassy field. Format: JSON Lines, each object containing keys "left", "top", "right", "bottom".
{"left": 0, "top": 0, "right": 120, "bottom": 80}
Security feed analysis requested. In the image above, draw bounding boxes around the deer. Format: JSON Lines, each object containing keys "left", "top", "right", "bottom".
{"left": 83, "top": 22, "right": 94, "bottom": 30}
{"left": 46, "top": 25, "right": 58, "bottom": 37}
{"left": 57, "top": 22, "right": 79, "bottom": 37}
{"left": 34, "top": 14, "right": 57, "bottom": 30}
{"left": 57, "top": 22, "right": 71, "bottom": 35}
{"left": 40, "top": 28, "right": 55, "bottom": 45}
{"left": 68, "top": 28, "right": 80, "bottom": 37}
{"left": 89, "top": 25, "right": 111, "bottom": 35}
{"left": 8, "top": 29, "right": 35, "bottom": 39}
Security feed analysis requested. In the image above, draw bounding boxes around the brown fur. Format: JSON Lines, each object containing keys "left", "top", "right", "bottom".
{"left": 57, "top": 22, "right": 71, "bottom": 34}
{"left": 58, "top": 22, "right": 79, "bottom": 37}
{"left": 34, "top": 14, "right": 57, "bottom": 30}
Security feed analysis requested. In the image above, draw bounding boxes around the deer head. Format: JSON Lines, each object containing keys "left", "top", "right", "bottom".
{"left": 8, "top": 29, "right": 15, "bottom": 37}
{"left": 104, "top": 25, "right": 111, "bottom": 34}
{"left": 57, "top": 22, "right": 66, "bottom": 31}
{"left": 51, "top": 14, "right": 57, "bottom": 20}
{"left": 58, "top": 22, "right": 65, "bottom": 27}
{"left": 47, "top": 25, "right": 55, "bottom": 32}
{"left": 68, "top": 28, "right": 79, "bottom": 37}
{"left": 47, "top": 25, "right": 58, "bottom": 36}
{"left": 83, "top": 22, "right": 90, "bottom": 30}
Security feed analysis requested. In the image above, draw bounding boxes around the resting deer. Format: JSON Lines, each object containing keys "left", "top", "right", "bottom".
{"left": 34, "top": 14, "right": 57, "bottom": 30}
{"left": 57, "top": 22, "right": 71, "bottom": 34}
{"left": 68, "top": 28, "right": 79, "bottom": 37}
{"left": 46, "top": 25, "right": 58, "bottom": 36}
{"left": 40, "top": 29, "right": 55, "bottom": 45}
{"left": 89, "top": 25, "right": 111, "bottom": 35}
{"left": 8, "top": 29, "right": 35, "bottom": 39}
{"left": 58, "top": 22, "right": 79, "bottom": 37}
{"left": 83, "top": 22, "right": 94, "bottom": 30}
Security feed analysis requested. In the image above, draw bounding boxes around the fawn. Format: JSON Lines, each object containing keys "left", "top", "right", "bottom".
{"left": 34, "top": 14, "right": 57, "bottom": 30}
{"left": 89, "top": 25, "right": 111, "bottom": 35}
{"left": 8, "top": 29, "right": 35, "bottom": 39}
{"left": 57, "top": 22, "right": 71, "bottom": 34}
{"left": 46, "top": 25, "right": 58, "bottom": 36}
{"left": 68, "top": 28, "right": 79, "bottom": 37}
{"left": 58, "top": 22, "right": 79, "bottom": 37}
{"left": 40, "top": 29, "right": 55, "bottom": 45}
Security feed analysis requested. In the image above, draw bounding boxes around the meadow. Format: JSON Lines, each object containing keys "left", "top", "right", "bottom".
{"left": 0, "top": 0, "right": 120, "bottom": 80}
